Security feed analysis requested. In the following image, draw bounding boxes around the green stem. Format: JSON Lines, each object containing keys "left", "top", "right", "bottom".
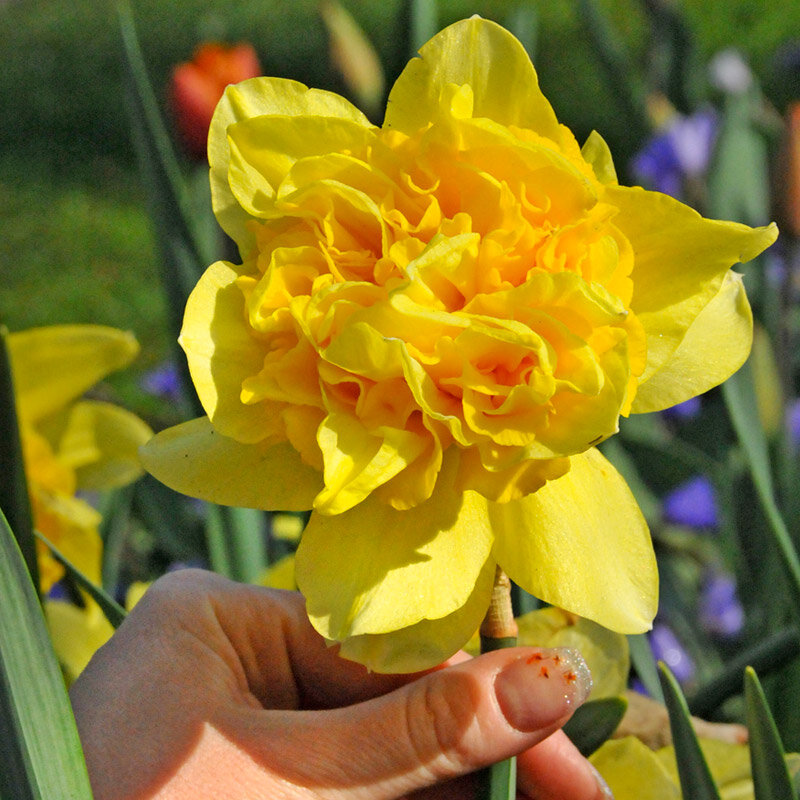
{"left": 478, "top": 567, "right": 518, "bottom": 800}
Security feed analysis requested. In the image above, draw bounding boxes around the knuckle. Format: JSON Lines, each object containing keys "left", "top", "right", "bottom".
{"left": 405, "top": 673, "right": 481, "bottom": 777}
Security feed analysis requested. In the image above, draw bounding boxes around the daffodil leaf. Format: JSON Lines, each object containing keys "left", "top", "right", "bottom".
{"left": 564, "top": 696, "right": 628, "bottom": 757}
{"left": 409, "top": 0, "right": 439, "bottom": 56}
{"left": 688, "top": 627, "right": 800, "bottom": 719}
{"left": 722, "top": 359, "right": 800, "bottom": 630}
{"left": 35, "top": 530, "right": 126, "bottom": 630}
{"left": 479, "top": 754, "right": 516, "bottom": 800}
{"left": 658, "top": 662, "right": 722, "bottom": 800}
{"left": 117, "top": 0, "right": 212, "bottom": 416}
{"left": 0, "top": 509, "right": 93, "bottom": 799}
{"left": 0, "top": 326, "right": 38, "bottom": 590}
{"left": 744, "top": 666, "right": 798, "bottom": 800}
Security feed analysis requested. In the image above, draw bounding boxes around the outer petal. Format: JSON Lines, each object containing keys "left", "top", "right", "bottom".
{"left": 336, "top": 558, "right": 496, "bottom": 673}
{"left": 632, "top": 271, "right": 753, "bottom": 413}
{"left": 209, "top": 77, "right": 370, "bottom": 253}
{"left": 606, "top": 185, "right": 777, "bottom": 384}
{"left": 140, "top": 417, "right": 323, "bottom": 511}
{"left": 226, "top": 115, "right": 377, "bottom": 219}
{"left": 180, "top": 260, "right": 273, "bottom": 443}
{"left": 295, "top": 454, "right": 493, "bottom": 640}
{"left": 384, "top": 17, "right": 561, "bottom": 141}
{"left": 39, "top": 400, "right": 153, "bottom": 491}
{"left": 8, "top": 325, "right": 139, "bottom": 424}
{"left": 490, "top": 447, "right": 657, "bottom": 633}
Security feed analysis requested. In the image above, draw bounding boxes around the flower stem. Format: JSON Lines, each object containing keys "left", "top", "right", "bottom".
{"left": 479, "top": 566, "right": 518, "bottom": 800}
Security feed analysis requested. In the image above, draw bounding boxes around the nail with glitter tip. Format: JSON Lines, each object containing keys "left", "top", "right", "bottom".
{"left": 494, "top": 647, "right": 592, "bottom": 732}
{"left": 590, "top": 763, "right": 615, "bottom": 799}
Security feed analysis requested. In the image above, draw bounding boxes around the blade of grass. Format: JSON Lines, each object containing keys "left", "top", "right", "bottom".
{"left": 34, "top": 531, "right": 126, "bottom": 629}
{"left": 744, "top": 666, "right": 798, "bottom": 800}
{"left": 658, "top": 662, "right": 721, "bottom": 800}
{"left": 0, "top": 326, "right": 39, "bottom": 591}
{"left": 0, "top": 509, "right": 93, "bottom": 799}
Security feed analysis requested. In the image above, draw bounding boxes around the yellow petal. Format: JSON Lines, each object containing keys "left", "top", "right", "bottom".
{"left": 591, "top": 737, "right": 680, "bottom": 800}
{"left": 631, "top": 270, "right": 753, "bottom": 413}
{"left": 180, "top": 260, "right": 275, "bottom": 443}
{"left": 490, "top": 447, "right": 657, "bottom": 633}
{"left": 45, "top": 600, "right": 114, "bottom": 684}
{"left": 140, "top": 417, "right": 323, "bottom": 511}
{"left": 581, "top": 130, "right": 618, "bottom": 185}
{"left": 385, "top": 17, "right": 561, "bottom": 141}
{"left": 605, "top": 185, "right": 777, "bottom": 384}
{"left": 295, "top": 455, "right": 493, "bottom": 641}
{"left": 314, "top": 412, "right": 427, "bottom": 514}
{"left": 39, "top": 400, "right": 153, "bottom": 491}
{"left": 209, "top": 77, "right": 370, "bottom": 254}
{"left": 336, "top": 558, "right": 496, "bottom": 673}
{"left": 227, "top": 114, "right": 377, "bottom": 219}
{"left": 8, "top": 325, "right": 139, "bottom": 423}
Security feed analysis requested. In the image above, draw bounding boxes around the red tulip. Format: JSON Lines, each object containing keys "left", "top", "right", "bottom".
{"left": 170, "top": 43, "right": 261, "bottom": 160}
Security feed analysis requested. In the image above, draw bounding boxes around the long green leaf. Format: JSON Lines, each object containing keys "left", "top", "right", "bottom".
{"left": 658, "top": 662, "right": 721, "bottom": 800}
{"left": 628, "top": 632, "right": 664, "bottom": 703}
{"left": 0, "top": 510, "right": 93, "bottom": 799}
{"left": 689, "top": 628, "right": 800, "bottom": 718}
{"left": 563, "top": 696, "right": 628, "bottom": 757}
{"left": 35, "top": 531, "right": 127, "bottom": 630}
{"left": 408, "top": 0, "right": 438, "bottom": 56}
{"left": 0, "top": 327, "right": 39, "bottom": 591}
{"left": 116, "top": 0, "right": 210, "bottom": 418}
{"left": 722, "top": 362, "right": 800, "bottom": 626}
{"left": 744, "top": 667, "right": 798, "bottom": 800}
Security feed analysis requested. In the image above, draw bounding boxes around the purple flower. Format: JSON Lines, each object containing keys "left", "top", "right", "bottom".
{"left": 699, "top": 569, "right": 744, "bottom": 637}
{"left": 663, "top": 475, "right": 719, "bottom": 529}
{"left": 140, "top": 361, "right": 182, "bottom": 401}
{"left": 650, "top": 622, "right": 695, "bottom": 684}
{"left": 631, "top": 109, "right": 718, "bottom": 199}
{"left": 662, "top": 396, "right": 702, "bottom": 422}
{"left": 786, "top": 398, "right": 800, "bottom": 449}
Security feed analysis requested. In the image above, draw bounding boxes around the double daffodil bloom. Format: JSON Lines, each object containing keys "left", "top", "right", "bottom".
{"left": 9, "top": 325, "right": 153, "bottom": 593}
{"left": 142, "top": 18, "right": 777, "bottom": 671}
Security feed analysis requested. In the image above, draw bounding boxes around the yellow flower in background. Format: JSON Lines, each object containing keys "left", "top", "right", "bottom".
{"left": 142, "top": 18, "right": 777, "bottom": 671}
{"left": 8, "top": 325, "right": 153, "bottom": 593}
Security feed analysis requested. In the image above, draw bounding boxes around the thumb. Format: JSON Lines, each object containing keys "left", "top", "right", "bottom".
{"left": 237, "top": 646, "right": 593, "bottom": 799}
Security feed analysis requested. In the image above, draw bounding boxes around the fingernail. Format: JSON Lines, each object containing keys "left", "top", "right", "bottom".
{"left": 590, "top": 763, "right": 615, "bottom": 799}
{"left": 494, "top": 647, "right": 592, "bottom": 732}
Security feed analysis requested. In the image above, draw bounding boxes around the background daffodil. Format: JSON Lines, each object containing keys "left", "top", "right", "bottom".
{"left": 142, "top": 17, "right": 777, "bottom": 671}
{"left": 9, "top": 324, "right": 153, "bottom": 593}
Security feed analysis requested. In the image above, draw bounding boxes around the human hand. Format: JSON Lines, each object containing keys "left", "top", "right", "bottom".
{"left": 70, "top": 569, "right": 612, "bottom": 799}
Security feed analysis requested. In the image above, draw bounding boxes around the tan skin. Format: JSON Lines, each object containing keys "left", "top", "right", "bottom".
{"left": 70, "top": 569, "right": 612, "bottom": 800}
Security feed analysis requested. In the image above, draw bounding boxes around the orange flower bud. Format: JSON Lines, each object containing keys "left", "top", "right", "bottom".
{"left": 170, "top": 43, "right": 261, "bottom": 159}
{"left": 776, "top": 101, "right": 800, "bottom": 237}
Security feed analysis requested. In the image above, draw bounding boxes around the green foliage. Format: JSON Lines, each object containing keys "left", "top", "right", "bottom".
{"left": 0, "top": 510, "right": 93, "bottom": 800}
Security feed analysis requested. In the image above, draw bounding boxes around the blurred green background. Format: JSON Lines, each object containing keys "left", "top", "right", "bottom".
{"left": 2, "top": 0, "right": 799, "bottom": 414}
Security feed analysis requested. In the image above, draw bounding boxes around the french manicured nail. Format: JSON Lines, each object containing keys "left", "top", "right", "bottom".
{"left": 590, "top": 763, "right": 615, "bottom": 799}
{"left": 494, "top": 647, "right": 592, "bottom": 731}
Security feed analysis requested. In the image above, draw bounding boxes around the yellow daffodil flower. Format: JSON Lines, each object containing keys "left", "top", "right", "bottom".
{"left": 142, "top": 18, "right": 777, "bottom": 671}
{"left": 9, "top": 325, "right": 153, "bottom": 593}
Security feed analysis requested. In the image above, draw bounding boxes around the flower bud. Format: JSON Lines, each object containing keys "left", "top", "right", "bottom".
{"left": 170, "top": 42, "right": 261, "bottom": 160}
